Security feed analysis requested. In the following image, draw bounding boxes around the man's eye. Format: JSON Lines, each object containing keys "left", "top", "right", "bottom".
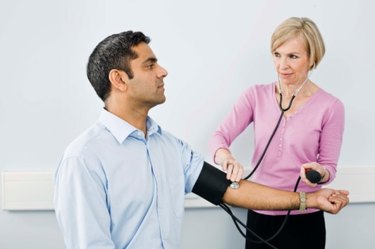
{"left": 146, "top": 64, "right": 154, "bottom": 69}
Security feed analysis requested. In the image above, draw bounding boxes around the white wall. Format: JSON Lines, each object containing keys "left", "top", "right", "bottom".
{"left": 0, "top": 0, "right": 374, "bottom": 248}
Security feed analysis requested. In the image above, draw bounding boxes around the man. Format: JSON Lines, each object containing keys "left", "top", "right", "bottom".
{"left": 54, "top": 31, "right": 349, "bottom": 249}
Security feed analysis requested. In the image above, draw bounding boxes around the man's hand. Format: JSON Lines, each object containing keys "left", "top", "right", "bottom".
{"left": 307, "top": 189, "right": 349, "bottom": 214}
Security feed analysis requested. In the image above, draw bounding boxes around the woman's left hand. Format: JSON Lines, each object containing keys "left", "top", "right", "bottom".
{"left": 300, "top": 162, "right": 329, "bottom": 187}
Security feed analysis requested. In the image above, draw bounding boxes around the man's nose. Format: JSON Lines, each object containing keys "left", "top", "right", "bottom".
{"left": 158, "top": 65, "right": 168, "bottom": 78}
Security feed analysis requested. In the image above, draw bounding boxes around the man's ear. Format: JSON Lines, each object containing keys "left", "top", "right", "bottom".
{"left": 108, "top": 69, "right": 128, "bottom": 92}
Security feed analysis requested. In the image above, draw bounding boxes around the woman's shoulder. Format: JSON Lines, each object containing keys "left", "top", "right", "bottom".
{"left": 242, "top": 82, "right": 276, "bottom": 97}
{"left": 313, "top": 87, "right": 345, "bottom": 115}
{"left": 316, "top": 87, "right": 344, "bottom": 104}
{"left": 248, "top": 82, "right": 275, "bottom": 90}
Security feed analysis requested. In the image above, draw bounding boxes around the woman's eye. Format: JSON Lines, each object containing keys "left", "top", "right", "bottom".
{"left": 273, "top": 52, "right": 280, "bottom": 57}
{"left": 289, "top": 54, "right": 299, "bottom": 59}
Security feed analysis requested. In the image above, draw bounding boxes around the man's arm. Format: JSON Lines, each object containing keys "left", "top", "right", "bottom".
{"left": 222, "top": 179, "right": 349, "bottom": 214}
{"left": 54, "top": 156, "right": 115, "bottom": 249}
{"left": 192, "top": 162, "right": 349, "bottom": 214}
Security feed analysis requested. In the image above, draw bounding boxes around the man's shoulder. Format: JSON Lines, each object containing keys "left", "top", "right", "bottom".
{"left": 63, "top": 123, "right": 107, "bottom": 158}
{"left": 158, "top": 128, "right": 186, "bottom": 144}
{"left": 151, "top": 127, "right": 195, "bottom": 154}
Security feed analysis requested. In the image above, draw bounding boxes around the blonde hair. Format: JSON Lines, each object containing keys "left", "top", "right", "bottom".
{"left": 271, "top": 17, "right": 325, "bottom": 70}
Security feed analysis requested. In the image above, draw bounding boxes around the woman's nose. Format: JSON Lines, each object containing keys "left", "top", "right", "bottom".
{"left": 279, "top": 57, "right": 289, "bottom": 70}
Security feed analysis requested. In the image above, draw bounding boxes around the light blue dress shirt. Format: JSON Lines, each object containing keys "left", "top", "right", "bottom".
{"left": 54, "top": 109, "right": 204, "bottom": 249}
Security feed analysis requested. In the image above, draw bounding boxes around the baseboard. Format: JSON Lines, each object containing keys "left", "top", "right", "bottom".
{"left": 2, "top": 165, "right": 374, "bottom": 210}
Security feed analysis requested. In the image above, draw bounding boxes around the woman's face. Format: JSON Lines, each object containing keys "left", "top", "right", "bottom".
{"left": 272, "top": 35, "right": 311, "bottom": 86}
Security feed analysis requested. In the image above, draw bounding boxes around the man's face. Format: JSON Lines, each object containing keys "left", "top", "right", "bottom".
{"left": 125, "top": 42, "right": 168, "bottom": 109}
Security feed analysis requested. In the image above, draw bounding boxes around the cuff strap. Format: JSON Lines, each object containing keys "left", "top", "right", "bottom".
{"left": 192, "top": 162, "right": 231, "bottom": 205}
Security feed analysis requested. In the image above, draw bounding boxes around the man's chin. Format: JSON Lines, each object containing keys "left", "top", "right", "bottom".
{"left": 159, "top": 95, "right": 166, "bottom": 104}
{"left": 150, "top": 97, "right": 166, "bottom": 108}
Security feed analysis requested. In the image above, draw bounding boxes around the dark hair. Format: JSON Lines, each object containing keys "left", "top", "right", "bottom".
{"left": 86, "top": 31, "right": 151, "bottom": 101}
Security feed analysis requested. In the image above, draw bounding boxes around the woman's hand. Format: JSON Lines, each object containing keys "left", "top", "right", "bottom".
{"left": 214, "top": 148, "right": 244, "bottom": 182}
{"left": 300, "top": 162, "right": 330, "bottom": 187}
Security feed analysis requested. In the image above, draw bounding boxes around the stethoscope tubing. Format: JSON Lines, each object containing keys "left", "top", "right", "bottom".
{"left": 222, "top": 90, "right": 303, "bottom": 248}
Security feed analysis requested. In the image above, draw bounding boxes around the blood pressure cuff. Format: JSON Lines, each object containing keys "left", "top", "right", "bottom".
{"left": 192, "top": 161, "right": 232, "bottom": 205}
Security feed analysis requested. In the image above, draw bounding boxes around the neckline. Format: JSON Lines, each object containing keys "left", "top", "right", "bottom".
{"left": 272, "top": 82, "right": 322, "bottom": 119}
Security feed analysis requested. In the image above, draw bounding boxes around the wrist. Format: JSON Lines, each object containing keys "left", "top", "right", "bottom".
{"left": 299, "top": 192, "right": 307, "bottom": 211}
{"left": 319, "top": 167, "right": 330, "bottom": 184}
{"left": 305, "top": 192, "right": 317, "bottom": 209}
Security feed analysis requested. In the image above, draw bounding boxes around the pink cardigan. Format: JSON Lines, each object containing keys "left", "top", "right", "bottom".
{"left": 209, "top": 83, "right": 345, "bottom": 215}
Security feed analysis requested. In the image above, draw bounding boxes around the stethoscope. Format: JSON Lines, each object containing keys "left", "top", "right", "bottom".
{"left": 244, "top": 76, "right": 309, "bottom": 181}
{"left": 220, "top": 77, "right": 310, "bottom": 249}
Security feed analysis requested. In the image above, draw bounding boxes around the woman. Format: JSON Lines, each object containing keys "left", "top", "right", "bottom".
{"left": 209, "top": 17, "right": 345, "bottom": 249}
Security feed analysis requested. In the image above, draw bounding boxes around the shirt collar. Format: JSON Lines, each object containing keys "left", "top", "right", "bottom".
{"left": 99, "top": 108, "right": 162, "bottom": 144}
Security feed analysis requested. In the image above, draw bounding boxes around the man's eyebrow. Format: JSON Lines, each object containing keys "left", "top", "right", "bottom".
{"left": 143, "top": 57, "right": 158, "bottom": 64}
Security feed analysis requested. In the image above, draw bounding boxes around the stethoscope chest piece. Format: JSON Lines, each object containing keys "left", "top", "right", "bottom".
{"left": 230, "top": 181, "right": 240, "bottom": 189}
